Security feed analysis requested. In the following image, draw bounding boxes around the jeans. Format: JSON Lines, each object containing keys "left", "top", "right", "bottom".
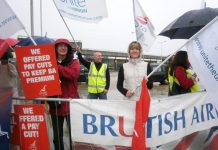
{"left": 51, "top": 115, "right": 72, "bottom": 150}
{"left": 88, "top": 92, "right": 107, "bottom": 100}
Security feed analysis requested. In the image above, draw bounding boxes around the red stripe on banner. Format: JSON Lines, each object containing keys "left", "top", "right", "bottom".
{"left": 204, "top": 134, "right": 218, "bottom": 150}
{"left": 174, "top": 132, "right": 198, "bottom": 150}
{"left": 119, "top": 117, "right": 133, "bottom": 137}
{"left": 132, "top": 78, "right": 151, "bottom": 150}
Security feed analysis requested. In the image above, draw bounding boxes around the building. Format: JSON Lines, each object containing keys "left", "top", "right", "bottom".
{"left": 79, "top": 48, "right": 166, "bottom": 71}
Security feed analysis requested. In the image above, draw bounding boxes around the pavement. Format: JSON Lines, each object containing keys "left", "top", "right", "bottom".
{"left": 78, "top": 71, "right": 169, "bottom": 100}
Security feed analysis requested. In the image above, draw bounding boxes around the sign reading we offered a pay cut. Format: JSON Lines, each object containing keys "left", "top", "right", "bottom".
{"left": 15, "top": 44, "right": 61, "bottom": 99}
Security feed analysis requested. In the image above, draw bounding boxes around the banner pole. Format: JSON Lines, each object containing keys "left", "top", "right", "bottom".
{"left": 23, "top": 28, "right": 37, "bottom": 46}
{"left": 52, "top": 0, "right": 78, "bottom": 47}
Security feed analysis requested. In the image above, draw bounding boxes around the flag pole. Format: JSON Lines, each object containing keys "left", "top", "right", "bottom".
{"left": 22, "top": 29, "right": 37, "bottom": 46}
{"left": 147, "top": 16, "right": 218, "bottom": 79}
{"left": 1, "top": 0, "right": 36, "bottom": 46}
{"left": 52, "top": 0, "right": 78, "bottom": 47}
{"left": 200, "top": 0, "right": 206, "bottom": 9}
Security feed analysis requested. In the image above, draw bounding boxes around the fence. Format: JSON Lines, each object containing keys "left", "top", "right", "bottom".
{"left": 9, "top": 97, "right": 132, "bottom": 150}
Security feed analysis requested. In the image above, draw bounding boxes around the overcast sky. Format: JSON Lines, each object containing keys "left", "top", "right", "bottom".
{"left": 7, "top": 0, "right": 218, "bottom": 56}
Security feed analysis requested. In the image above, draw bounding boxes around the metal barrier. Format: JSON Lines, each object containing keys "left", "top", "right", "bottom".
{"left": 10, "top": 97, "right": 131, "bottom": 150}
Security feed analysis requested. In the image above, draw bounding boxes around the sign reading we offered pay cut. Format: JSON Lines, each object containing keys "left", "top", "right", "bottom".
{"left": 15, "top": 44, "right": 61, "bottom": 99}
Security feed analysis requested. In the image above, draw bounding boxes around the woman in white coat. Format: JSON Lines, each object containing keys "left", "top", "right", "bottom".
{"left": 117, "top": 41, "right": 153, "bottom": 101}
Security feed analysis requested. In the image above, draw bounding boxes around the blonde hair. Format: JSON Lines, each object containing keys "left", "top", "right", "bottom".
{"left": 128, "top": 41, "right": 142, "bottom": 53}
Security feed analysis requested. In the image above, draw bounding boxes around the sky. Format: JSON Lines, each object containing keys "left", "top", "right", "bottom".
{"left": 6, "top": 0, "right": 218, "bottom": 56}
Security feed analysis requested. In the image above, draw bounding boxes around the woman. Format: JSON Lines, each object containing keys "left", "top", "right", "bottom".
{"left": 168, "top": 50, "right": 198, "bottom": 96}
{"left": 117, "top": 41, "right": 153, "bottom": 101}
{"left": 50, "top": 39, "right": 80, "bottom": 150}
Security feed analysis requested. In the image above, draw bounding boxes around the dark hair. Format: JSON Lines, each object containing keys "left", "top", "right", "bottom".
{"left": 169, "top": 51, "right": 190, "bottom": 76}
{"left": 55, "top": 43, "right": 73, "bottom": 66}
{"left": 1, "top": 52, "right": 13, "bottom": 60}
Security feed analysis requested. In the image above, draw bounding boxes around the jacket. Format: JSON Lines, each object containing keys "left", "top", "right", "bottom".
{"left": 117, "top": 59, "right": 153, "bottom": 101}
{"left": 50, "top": 59, "right": 80, "bottom": 116}
{"left": 169, "top": 66, "right": 196, "bottom": 96}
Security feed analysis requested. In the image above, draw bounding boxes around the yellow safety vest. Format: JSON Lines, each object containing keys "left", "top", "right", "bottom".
{"left": 168, "top": 67, "right": 174, "bottom": 91}
{"left": 186, "top": 69, "right": 200, "bottom": 92}
{"left": 168, "top": 68, "right": 200, "bottom": 93}
{"left": 88, "top": 62, "right": 107, "bottom": 93}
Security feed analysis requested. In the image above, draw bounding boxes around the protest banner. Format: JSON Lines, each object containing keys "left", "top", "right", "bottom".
{"left": 12, "top": 104, "right": 49, "bottom": 150}
{"left": 70, "top": 92, "right": 218, "bottom": 148}
{"left": 187, "top": 17, "right": 218, "bottom": 102}
{"left": 15, "top": 44, "right": 61, "bottom": 99}
{"left": 53, "top": 0, "right": 108, "bottom": 23}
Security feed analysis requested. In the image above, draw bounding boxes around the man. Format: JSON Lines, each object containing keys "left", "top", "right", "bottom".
{"left": 76, "top": 47, "right": 110, "bottom": 100}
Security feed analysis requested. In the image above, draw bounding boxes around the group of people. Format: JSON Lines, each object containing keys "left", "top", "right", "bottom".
{"left": 167, "top": 50, "right": 200, "bottom": 96}
{"left": 50, "top": 39, "right": 155, "bottom": 150}
{"left": 45, "top": 39, "right": 201, "bottom": 150}
{"left": 0, "top": 38, "right": 200, "bottom": 150}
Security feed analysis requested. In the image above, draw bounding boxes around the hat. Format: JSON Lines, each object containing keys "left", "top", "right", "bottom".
{"left": 55, "top": 38, "right": 72, "bottom": 47}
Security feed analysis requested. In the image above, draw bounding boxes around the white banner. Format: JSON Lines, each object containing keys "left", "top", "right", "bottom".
{"left": 0, "top": 0, "right": 24, "bottom": 38}
{"left": 147, "top": 92, "right": 218, "bottom": 147}
{"left": 70, "top": 99, "right": 136, "bottom": 146}
{"left": 133, "top": 0, "right": 156, "bottom": 52}
{"left": 53, "top": 0, "right": 108, "bottom": 23}
{"left": 186, "top": 17, "right": 218, "bottom": 104}
{"left": 70, "top": 92, "right": 218, "bottom": 147}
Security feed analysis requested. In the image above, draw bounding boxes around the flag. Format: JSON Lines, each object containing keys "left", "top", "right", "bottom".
{"left": 133, "top": 0, "right": 156, "bottom": 52}
{"left": 186, "top": 17, "right": 218, "bottom": 104}
{"left": 132, "top": 78, "right": 150, "bottom": 150}
{"left": 0, "top": 0, "right": 24, "bottom": 38}
{"left": 53, "top": 0, "right": 108, "bottom": 23}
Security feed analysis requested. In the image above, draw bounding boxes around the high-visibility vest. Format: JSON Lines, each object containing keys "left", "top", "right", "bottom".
{"left": 88, "top": 62, "right": 107, "bottom": 93}
{"left": 186, "top": 69, "right": 200, "bottom": 92}
{"left": 168, "top": 68, "right": 200, "bottom": 93}
{"left": 168, "top": 67, "right": 174, "bottom": 91}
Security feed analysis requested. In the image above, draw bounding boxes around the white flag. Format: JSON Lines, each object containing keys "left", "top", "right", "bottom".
{"left": 186, "top": 17, "right": 218, "bottom": 103}
{"left": 133, "top": 0, "right": 156, "bottom": 51}
{"left": 53, "top": 0, "right": 108, "bottom": 23}
{"left": 0, "top": 0, "right": 24, "bottom": 38}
